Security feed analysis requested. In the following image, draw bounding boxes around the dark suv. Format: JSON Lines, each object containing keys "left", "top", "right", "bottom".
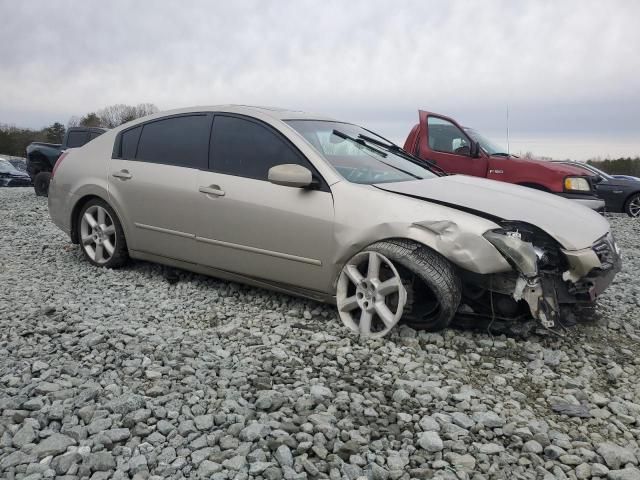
{"left": 26, "top": 127, "right": 106, "bottom": 196}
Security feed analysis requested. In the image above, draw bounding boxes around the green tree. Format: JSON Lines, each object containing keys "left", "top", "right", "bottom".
{"left": 45, "top": 122, "right": 66, "bottom": 143}
{"left": 588, "top": 157, "right": 640, "bottom": 176}
{"left": 80, "top": 112, "right": 102, "bottom": 127}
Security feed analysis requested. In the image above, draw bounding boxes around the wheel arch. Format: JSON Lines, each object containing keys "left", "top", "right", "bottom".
{"left": 332, "top": 231, "right": 511, "bottom": 289}
{"left": 26, "top": 152, "right": 52, "bottom": 177}
{"left": 69, "top": 193, "right": 131, "bottom": 246}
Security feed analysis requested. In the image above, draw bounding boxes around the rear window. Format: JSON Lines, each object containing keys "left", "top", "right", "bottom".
{"left": 119, "top": 126, "right": 142, "bottom": 160}
{"left": 66, "top": 131, "right": 89, "bottom": 148}
{"left": 136, "top": 115, "right": 211, "bottom": 169}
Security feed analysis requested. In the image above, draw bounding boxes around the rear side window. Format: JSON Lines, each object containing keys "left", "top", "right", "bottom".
{"left": 136, "top": 115, "right": 211, "bottom": 169}
{"left": 119, "top": 126, "right": 142, "bottom": 159}
{"left": 210, "top": 115, "right": 308, "bottom": 180}
{"left": 88, "top": 131, "right": 102, "bottom": 141}
{"left": 66, "top": 131, "right": 89, "bottom": 148}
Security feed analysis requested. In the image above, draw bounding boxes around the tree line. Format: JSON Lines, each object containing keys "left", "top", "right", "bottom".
{"left": 0, "top": 103, "right": 158, "bottom": 157}
{"left": 588, "top": 157, "right": 640, "bottom": 176}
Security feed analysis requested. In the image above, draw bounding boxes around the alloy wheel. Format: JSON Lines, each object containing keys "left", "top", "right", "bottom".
{"left": 337, "top": 251, "right": 407, "bottom": 337}
{"left": 628, "top": 195, "right": 640, "bottom": 217}
{"left": 80, "top": 205, "right": 117, "bottom": 264}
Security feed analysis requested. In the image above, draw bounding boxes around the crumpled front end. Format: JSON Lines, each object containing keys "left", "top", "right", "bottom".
{"left": 459, "top": 222, "right": 621, "bottom": 330}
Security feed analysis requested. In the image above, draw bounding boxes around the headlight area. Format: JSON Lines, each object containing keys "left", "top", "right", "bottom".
{"left": 483, "top": 230, "right": 538, "bottom": 278}
{"left": 564, "top": 176, "right": 591, "bottom": 192}
{"left": 457, "top": 222, "right": 614, "bottom": 333}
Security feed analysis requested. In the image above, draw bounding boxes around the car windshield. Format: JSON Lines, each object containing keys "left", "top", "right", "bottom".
{"left": 464, "top": 127, "right": 509, "bottom": 156}
{"left": 581, "top": 163, "right": 613, "bottom": 180}
{"left": 0, "top": 159, "right": 18, "bottom": 173}
{"left": 285, "top": 120, "right": 437, "bottom": 184}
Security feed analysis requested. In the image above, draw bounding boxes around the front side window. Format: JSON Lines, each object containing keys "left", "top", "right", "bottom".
{"left": 209, "top": 115, "right": 308, "bottom": 180}
{"left": 427, "top": 117, "right": 470, "bottom": 155}
{"left": 66, "top": 131, "right": 89, "bottom": 148}
{"left": 464, "top": 127, "right": 509, "bottom": 156}
{"left": 286, "top": 120, "right": 437, "bottom": 184}
{"left": 136, "top": 115, "right": 211, "bottom": 169}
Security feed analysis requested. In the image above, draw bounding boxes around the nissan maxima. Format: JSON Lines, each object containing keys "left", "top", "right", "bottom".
{"left": 48, "top": 106, "right": 621, "bottom": 337}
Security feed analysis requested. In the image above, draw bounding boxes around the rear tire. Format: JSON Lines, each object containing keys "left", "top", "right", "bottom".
{"left": 34, "top": 172, "right": 51, "bottom": 196}
{"left": 624, "top": 193, "right": 640, "bottom": 217}
{"left": 77, "top": 198, "right": 129, "bottom": 268}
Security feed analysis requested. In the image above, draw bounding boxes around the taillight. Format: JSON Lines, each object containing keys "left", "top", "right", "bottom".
{"left": 51, "top": 151, "right": 69, "bottom": 179}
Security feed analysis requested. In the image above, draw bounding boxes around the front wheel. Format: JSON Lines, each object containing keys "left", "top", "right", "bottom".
{"left": 336, "top": 240, "right": 461, "bottom": 337}
{"left": 33, "top": 172, "right": 51, "bottom": 196}
{"left": 77, "top": 199, "right": 129, "bottom": 268}
{"left": 625, "top": 193, "right": 640, "bottom": 217}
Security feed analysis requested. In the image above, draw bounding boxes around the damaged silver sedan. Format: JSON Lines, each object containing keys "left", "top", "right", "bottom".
{"left": 48, "top": 106, "right": 621, "bottom": 337}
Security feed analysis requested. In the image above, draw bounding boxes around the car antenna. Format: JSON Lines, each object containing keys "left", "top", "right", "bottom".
{"left": 506, "top": 104, "right": 510, "bottom": 157}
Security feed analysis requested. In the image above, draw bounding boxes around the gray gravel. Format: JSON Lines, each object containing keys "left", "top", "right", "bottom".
{"left": 1, "top": 187, "right": 640, "bottom": 480}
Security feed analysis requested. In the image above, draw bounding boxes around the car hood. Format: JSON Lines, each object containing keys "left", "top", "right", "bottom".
{"left": 598, "top": 177, "right": 640, "bottom": 188}
{"left": 499, "top": 155, "right": 593, "bottom": 177}
{"left": 0, "top": 170, "right": 30, "bottom": 178}
{"left": 374, "top": 175, "right": 610, "bottom": 250}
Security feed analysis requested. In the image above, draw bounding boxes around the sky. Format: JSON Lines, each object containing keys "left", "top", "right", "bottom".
{"left": 1, "top": 0, "right": 639, "bottom": 160}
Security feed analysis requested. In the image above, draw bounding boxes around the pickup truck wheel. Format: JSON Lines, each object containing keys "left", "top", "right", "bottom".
{"left": 78, "top": 199, "right": 128, "bottom": 268}
{"left": 336, "top": 240, "right": 461, "bottom": 337}
{"left": 625, "top": 193, "right": 640, "bottom": 217}
{"left": 33, "top": 172, "right": 51, "bottom": 196}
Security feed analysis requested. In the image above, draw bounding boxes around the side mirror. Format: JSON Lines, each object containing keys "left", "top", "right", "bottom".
{"left": 470, "top": 140, "right": 481, "bottom": 158}
{"left": 268, "top": 164, "right": 314, "bottom": 188}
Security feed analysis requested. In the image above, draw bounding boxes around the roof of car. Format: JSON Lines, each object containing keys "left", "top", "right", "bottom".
{"left": 148, "top": 105, "right": 339, "bottom": 122}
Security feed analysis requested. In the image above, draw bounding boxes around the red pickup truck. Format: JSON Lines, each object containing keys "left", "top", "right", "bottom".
{"left": 403, "top": 110, "right": 604, "bottom": 210}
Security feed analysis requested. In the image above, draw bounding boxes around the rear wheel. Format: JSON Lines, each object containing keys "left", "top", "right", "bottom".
{"left": 336, "top": 240, "right": 461, "bottom": 337}
{"left": 625, "top": 193, "right": 640, "bottom": 217}
{"left": 77, "top": 199, "right": 128, "bottom": 268}
{"left": 34, "top": 172, "right": 51, "bottom": 196}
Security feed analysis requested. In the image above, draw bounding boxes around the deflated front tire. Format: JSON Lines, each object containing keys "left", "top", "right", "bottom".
{"left": 337, "top": 239, "right": 461, "bottom": 337}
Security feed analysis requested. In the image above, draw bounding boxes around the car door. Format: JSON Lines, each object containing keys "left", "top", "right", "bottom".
{"left": 108, "top": 114, "right": 212, "bottom": 262}
{"left": 195, "top": 114, "right": 336, "bottom": 293}
{"left": 594, "top": 179, "right": 628, "bottom": 212}
{"left": 418, "top": 114, "right": 488, "bottom": 177}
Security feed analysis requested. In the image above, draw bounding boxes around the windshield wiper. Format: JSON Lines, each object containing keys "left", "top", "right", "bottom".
{"left": 357, "top": 133, "right": 448, "bottom": 175}
{"left": 333, "top": 130, "right": 422, "bottom": 180}
{"left": 332, "top": 130, "right": 387, "bottom": 157}
{"left": 491, "top": 152, "right": 510, "bottom": 157}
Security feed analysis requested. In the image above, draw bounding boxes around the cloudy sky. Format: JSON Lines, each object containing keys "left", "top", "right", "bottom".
{"left": 1, "top": 0, "right": 639, "bottom": 160}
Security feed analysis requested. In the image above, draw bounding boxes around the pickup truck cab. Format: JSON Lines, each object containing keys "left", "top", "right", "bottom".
{"left": 404, "top": 110, "right": 604, "bottom": 211}
{"left": 26, "top": 126, "right": 106, "bottom": 196}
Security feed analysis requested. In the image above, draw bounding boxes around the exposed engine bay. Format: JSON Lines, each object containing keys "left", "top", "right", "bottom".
{"left": 456, "top": 221, "right": 622, "bottom": 333}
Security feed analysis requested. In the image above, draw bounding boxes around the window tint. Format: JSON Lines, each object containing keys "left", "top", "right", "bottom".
{"left": 66, "top": 131, "right": 89, "bottom": 148}
{"left": 427, "top": 117, "right": 471, "bottom": 155}
{"left": 136, "top": 115, "right": 211, "bottom": 169}
{"left": 119, "top": 126, "right": 142, "bottom": 159}
{"left": 210, "top": 115, "right": 307, "bottom": 180}
{"left": 89, "top": 131, "right": 102, "bottom": 141}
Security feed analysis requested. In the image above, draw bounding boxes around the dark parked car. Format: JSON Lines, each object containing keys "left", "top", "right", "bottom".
{"left": 553, "top": 161, "right": 640, "bottom": 217}
{"left": 26, "top": 127, "right": 106, "bottom": 196}
{"left": 612, "top": 174, "right": 640, "bottom": 182}
{"left": 0, "top": 158, "right": 32, "bottom": 187}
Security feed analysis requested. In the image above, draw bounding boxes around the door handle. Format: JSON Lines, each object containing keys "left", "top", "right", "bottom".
{"left": 112, "top": 170, "right": 132, "bottom": 180}
{"left": 199, "top": 185, "right": 225, "bottom": 197}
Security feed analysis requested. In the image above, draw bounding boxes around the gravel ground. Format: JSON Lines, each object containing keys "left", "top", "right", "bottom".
{"left": 1, "top": 187, "right": 640, "bottom": 480}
